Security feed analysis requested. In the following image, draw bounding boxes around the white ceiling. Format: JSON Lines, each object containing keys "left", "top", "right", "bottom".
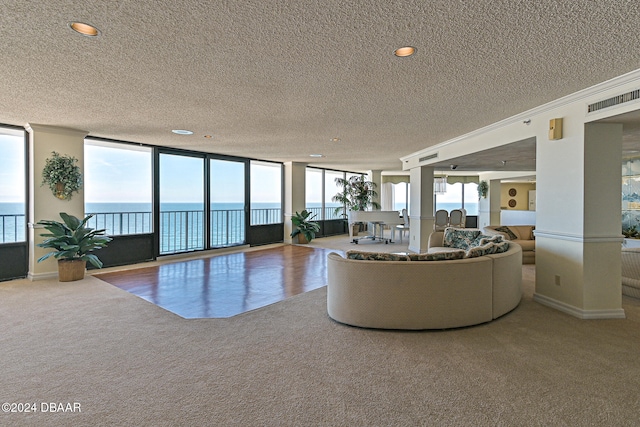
{"left": 1, "top": 1, "right": 640, "bottom": 172}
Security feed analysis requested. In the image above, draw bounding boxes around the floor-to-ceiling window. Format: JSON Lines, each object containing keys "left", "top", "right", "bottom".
{"left": 0, "top": 126, "right": 27, "bottom": 280}
{"left": 0, "top": 129, "right": 25, "bottom": 243}
{"left": 305, "top": 167, "right": 323, "bottom": 219}
{"left": 85, "top": 139, "right": 153, "bottom": 235}
{"left": 250, "top": 160, "right": 282, "bottom": 225}
{"left": 159, "top": 153, "right": 205, "bottom": 254}
{"left": 211, "top": 158, "right": 245, "bottom": 246}
{"left": 392, "top": 182, "right": 410, "bottom": 213}
{"left": 435, "top": 182, "right": 479, "bottom": 215}
{"left": 324, "top": 170, "right": 344, "bottom": 220}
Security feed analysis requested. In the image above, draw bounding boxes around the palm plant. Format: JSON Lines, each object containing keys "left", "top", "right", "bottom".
{"left": 332, "top": 175, "right": 380, "bottom": 217}
{"left": 37, "top": 212, "right": 112, "bottom": 268}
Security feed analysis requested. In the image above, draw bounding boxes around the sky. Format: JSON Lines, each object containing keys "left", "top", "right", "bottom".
{"left": 0, "top": 134, "right": 25, "bottom": 203}
{"left": 85, "top": 141, "right": 282, "bottom": 204}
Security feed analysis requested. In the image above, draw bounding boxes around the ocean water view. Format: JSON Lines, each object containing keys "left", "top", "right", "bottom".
{"left": 0, "top": 202, "right": 477, "bottom": 248}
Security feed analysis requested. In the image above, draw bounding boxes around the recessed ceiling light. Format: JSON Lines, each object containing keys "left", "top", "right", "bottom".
{"left": 204, "top": 135, "right": 213, "bottom": 139}
{"left": 69, "top": 22, "right": 100, "bottom": 37}
{"left": 309, "top": 154, "right": 324, "bottom": 158}
{"left": 394, "top": 46, "right": 416, "bottom": 57}
{"left": 172, "top": 129, "right": 193, "bottom": 135}
{"left": 330, "top": 137, "right": 341, "bottom": 142}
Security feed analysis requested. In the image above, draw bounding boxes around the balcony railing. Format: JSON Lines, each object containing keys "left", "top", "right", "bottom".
{"left": 160, "top": 210, "right": 205, "bottom": 254}
{"left": 210, "top": 209, "right": 245, "bottom": 248}
{"left": 0, "top": 214, "right": 25, "bottom": 243}
{"left": 305, "top": 206, "right": 344, "bottom": 221}
{"left": 250, "top": 207, "right": 282, "bottom": 225}
{"left": 88, "top": 207, "right": 283, "bottom": 254}
{"left": 86, "top": 211, "right": 153, "bottom": 236}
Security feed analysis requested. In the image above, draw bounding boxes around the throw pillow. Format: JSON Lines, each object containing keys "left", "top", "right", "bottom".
{"left": 494, "top": 226, "right": 518, "bottom": 240}
{"left": 345, "top": 250, "right": 410, "bottom": 261}
{"left": 466, "top": 241, "right": 510, "bottom": 258}
{"left": 407, "top": 250, "right": 465, "bottom": 261}
{"left": 472, "top": 233, "right": 503, "bottom": 247}
{"left": 443, "top": 227, "right": 482, "bottom": 250}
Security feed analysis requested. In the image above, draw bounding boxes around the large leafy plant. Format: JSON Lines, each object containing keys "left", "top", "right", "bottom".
{"left": 332, "top": 175, "right": 380, "bottom": 217}
{"left": 41, "top": 151, "right": 83, "bottom": 200}
{"left": 37, "top": 212, "right": 112, "bottom": 268}
{"left": 290, "top": 209, "right": 320, "bottom": 242}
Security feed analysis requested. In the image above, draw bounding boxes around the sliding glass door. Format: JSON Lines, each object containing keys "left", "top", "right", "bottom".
{"left": 159, "top": 153, "right": 205, "bottom": 254}
{"left": 210, "top": 158, "right": 246, "bottom": 247}
{"left": 0, "top": 127, "right": 27, "bottom": 280}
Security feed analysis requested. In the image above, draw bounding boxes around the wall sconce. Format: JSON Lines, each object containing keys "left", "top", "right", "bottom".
{"left": 549, "top": 118, "right": 563, "bottom": 140}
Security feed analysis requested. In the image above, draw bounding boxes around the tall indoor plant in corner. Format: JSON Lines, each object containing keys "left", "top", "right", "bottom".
{"left": 332, "top": 175, "right": 381, "bottom": 214}
{"left": 37, "top": 212, "right": 112, "bottom": 282}
{"left": 332, "top": 175, "right": 380, "bottom": 235}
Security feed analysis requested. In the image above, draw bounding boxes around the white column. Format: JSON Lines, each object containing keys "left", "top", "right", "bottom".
{"left": 283, "top": 162, "right": 307, "bottom": 244}
{"left": 408, "top": 166, "right": 435, "bottom": 253}
{"left": 26, "top": 124, "right": 88, "bottom": 280}
{"left": 489, "top": 179, "right": 502, "bottom": 225}
{"left": 534, "top": 122, "right": 624, "bottom": 319}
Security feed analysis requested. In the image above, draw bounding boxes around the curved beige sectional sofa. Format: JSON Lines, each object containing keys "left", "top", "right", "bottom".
{"left": 327, "top": 238, "right": 522, "bottom": 330}
{"left": 483, "top": 225, "right": 535, "bottom": 264}
{"left": 622, "top": 247, "right": 640, "bottom": 299}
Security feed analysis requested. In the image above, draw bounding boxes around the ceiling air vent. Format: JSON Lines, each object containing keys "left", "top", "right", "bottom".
{"left": 419, "top": 153, "right": 438, "bottom": 163}
{"left": 588, "top": 89, "right": 640, "bottom": 113}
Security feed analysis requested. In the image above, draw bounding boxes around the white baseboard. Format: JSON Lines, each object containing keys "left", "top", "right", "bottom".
{"left": 27, "top": 271, "right": 58, "bottom": 281}
{"left": 533, "top": 293, "right": 626, "bottom": 319}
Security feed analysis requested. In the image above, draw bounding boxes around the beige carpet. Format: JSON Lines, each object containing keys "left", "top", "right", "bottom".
{"left": 303, "top": 233, "right": 413, "bottom": 255}
{"left": 2, "top": 239, "right": 640, "bottom": 426}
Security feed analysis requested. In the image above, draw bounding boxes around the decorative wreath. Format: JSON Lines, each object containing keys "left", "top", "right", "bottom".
{"left": 477, "top": 180, "right": 489, "bottom": 199}
{"left": 41, "top": 151, "right": 83, "bottom": 200}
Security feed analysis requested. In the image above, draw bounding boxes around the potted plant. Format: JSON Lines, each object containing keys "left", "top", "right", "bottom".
{"left": 478, "top": 180, "right": 489, "bottom": 199}
{"left": 41, "top": 151, "right": 83, "bottom": 200}
{"left": 37, "top": 212, "right": 112, "bottom": 281}
{"left": 290, "top": 209, "right": 320, "bottom": 243}
{"left": 332, "top": 175, "right": 380, "bottom": 235}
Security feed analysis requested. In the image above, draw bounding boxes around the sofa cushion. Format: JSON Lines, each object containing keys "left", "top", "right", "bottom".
{"left": 494, "top": 226, "right": 518, "bottom": 240}
{"left": 443, "top": 228, "right": 482, "bottom": 250}
{"left": 408, "top": 250, "right": 466, "bottom": 261}
{"left": 345, "top": 250, "right": 410, "bottom": 261}
{"left": 466, "top": 241, "right": 510, "bottom": 258}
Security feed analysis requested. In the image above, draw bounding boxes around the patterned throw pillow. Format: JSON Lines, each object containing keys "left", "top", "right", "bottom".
{"left": 494, "top": 226, "right": 518, "bottom": 240}
{"left": 407, "top": 250, "right": 466, "bottom": 261}
{"left": 472, "top": 233, "right": 503, "bottom": 247}
{"left": 443, "top": 228, "right": 482, "bottom": 250}
{"left": 465, "top": 241, "right": 510, "bottom": 258}
{"left": 345, "top": 250, "right": 410, "bottom": 261}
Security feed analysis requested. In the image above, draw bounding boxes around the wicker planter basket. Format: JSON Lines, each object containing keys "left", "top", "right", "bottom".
{"left": 57, "top": 259, "right": 86, "bottom": 282}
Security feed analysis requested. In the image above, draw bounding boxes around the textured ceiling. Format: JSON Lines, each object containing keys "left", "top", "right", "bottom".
{"left": 1, "top": 1, "right": 640, "bottom": 172}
